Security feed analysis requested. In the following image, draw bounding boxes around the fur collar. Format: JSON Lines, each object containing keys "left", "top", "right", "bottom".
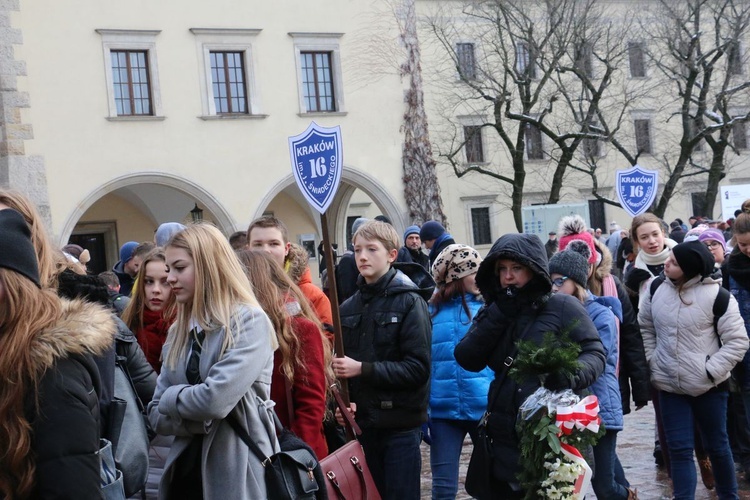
{"left": 28, "top": 298, "right": 116, "bottom": 375}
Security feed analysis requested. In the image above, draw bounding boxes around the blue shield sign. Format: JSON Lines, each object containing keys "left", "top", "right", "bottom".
{"left": 288, "top": 122, "right": 343, "bottom": 214}
{"left": 616, "top": 165, "right": 659, "bottom": 217}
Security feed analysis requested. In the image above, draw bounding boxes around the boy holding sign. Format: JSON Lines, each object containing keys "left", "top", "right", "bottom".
{"left": 332, "top": 220, "right": 433, "bottom": 499}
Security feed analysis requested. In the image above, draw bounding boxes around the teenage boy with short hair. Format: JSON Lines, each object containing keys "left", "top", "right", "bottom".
{"left": 332, "top": 220, "right": 433, "bottom": 499}
{"left": 247, "top": 216, "right": 333, "bottom": 326}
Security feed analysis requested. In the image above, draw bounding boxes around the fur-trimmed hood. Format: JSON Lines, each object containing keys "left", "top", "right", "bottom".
{"left": 592, "top": 238, "right": 613, "bottom": 284}
{"left": 285, "top": 243, "right": 310, "bottom": 284}
{"left": 29, "top": 298, "right": 116, "bottom": 375}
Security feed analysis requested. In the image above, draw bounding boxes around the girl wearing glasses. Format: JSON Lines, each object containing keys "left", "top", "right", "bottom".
{"left": 549, "top": 245, "right": 636, "bottom": 500}
{"left": 148, "top": 224, "right": 279, "bottom": 500}
{"left": 454, "top": 233, "right": 605, "bottom": 498}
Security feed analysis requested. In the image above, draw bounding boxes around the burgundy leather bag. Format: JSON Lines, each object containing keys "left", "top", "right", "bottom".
{"left": 319, "top": 387, "right": 381, "bottom": 500}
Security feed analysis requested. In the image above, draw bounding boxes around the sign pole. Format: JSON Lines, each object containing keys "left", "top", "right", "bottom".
{"left": 320, "top": 211, "right": 350, "bottom": 405}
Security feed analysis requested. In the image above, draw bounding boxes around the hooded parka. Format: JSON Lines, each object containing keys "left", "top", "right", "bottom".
{"left": 454, "top": 233, "right": 605, "bottom": 485}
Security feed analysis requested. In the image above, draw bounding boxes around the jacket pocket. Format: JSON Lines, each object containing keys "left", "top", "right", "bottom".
{"left": 372, "top": 312, "right": 404, "bottom": 349}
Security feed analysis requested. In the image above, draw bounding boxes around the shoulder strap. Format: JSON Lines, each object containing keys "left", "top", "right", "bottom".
{"left": 649, "top": 275, "right": 664, "bottom": 298}
{"left": 227, "top": 411, "right": 271, "bottom": 464}
{"left": 485, "top": 313, "right": 539, "bottom": 412}
{"left": 713, "top": 287, "right": 731, "bottom": 334}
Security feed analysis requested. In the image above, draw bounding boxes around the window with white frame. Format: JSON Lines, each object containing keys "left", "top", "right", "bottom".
{"left": 463, "top": 125, "right": 484, "bottom": 163}
{"left": 190, "top": 28, "right": 263, "bottom": 119}
{"left": 290, "top": 32, "right": 345, "bottom": 115}
{"left": 634, "top": 118, "right": 653, "bottom": 154}
{"left": 733, "top": 120, "right": 748, "bottom": 150}
{"left": 456, "top": 42, "right": 477, "bottom": 80}
{"left": 525, "top": 123, "right": 544, "bottom": 160}
{"left": 729, "top": 42, "right": 743, "bottom": 76}
{"left": 575, "top": 42, "right": 593, "bottom": 77}
{"left": 463, "top": 196, "right": 496, "bottom": 247}
{"left": 516, "top": 41, "right": 536, "bottom": 79}
{"left": 628, "top": 42, "right": 646, "bottom": 78}
{"left": 96, "top": 29, "right": 163, "bottom": 119}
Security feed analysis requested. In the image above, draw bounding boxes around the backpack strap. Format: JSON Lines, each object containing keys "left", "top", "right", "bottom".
{"left": 649, "top": 275, "right": 664, "bottom": 298}
{"left": 713, "top": 287, "right": 731, "bottom": 335}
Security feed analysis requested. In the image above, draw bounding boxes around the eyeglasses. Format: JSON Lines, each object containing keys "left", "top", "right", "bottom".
{"left": 552, "top": 276, "right": 569, "bottom": 287}
{"left": 704, "top": 241, "right": 722, "bottom": 249}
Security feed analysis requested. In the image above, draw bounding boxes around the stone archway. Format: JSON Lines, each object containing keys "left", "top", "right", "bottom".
{"left": 58, "top": 171, "right": 235, "bottom": 244}
{"left": 254, "top": 166, "right": 405, "bottom": 245}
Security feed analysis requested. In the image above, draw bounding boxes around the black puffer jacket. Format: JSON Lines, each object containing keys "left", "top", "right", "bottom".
{"left": 113, "top": 315, "right": 156, "bottom": 405}
{"left": 340, "top": 263, "right": 434, "bottom": 429}
{"left": 455, "top": 233, "right": 605, "bottom": 485}
{"left": 26, "top": 299, "right": 116, "bottom": 499}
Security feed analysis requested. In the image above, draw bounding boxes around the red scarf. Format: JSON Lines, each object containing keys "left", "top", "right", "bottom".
{"left": 136, "top": 308, "right": 173, "bottom": 373}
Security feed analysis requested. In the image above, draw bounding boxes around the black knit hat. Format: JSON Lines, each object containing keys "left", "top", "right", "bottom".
{"left": 549, "top": 249, "right": 589, "bottom": 288}
{"left": 671, "top": 240, "right": 714, "bottom": 280}
{"left": 0, "top": 208, "right": 40, "bottom": 287}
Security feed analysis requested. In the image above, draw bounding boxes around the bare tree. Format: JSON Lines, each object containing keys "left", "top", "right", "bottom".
{"left": 424, "top": 0, "right": 642, "bottom": 231}
{"left": 637, "top": 0, "right": 750, "bottom": 218}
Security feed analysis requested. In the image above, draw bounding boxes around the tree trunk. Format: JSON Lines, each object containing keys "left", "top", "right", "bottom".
{"left": 547, "top": 149, "right": 575, "bottom": 204}
{"left": 654, "top": 152, "right": 691, "bottom": 218}
{"left": 704, "top": 148, "right": 727, "bottom": 219}
{"left": 399, "top": 0, "right": 446, "bottom": 226}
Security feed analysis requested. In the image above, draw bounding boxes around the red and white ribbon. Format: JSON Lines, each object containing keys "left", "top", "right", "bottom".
{"left": 555, "top": 395, "right": 601, "bottom": 436}
{"left": 560, "top": 442, "right": 593, "bottom": 497}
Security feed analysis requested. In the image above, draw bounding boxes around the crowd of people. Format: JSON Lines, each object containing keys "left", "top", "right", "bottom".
{"left": 4, "top": 184, "right": 750, "bottom": 499}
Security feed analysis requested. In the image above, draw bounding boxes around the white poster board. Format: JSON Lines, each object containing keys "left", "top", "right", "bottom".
{"left": 720, "top": 184, "right": 750, "bottom": 220}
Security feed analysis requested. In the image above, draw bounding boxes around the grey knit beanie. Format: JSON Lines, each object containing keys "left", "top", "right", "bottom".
{"left": 548, "top": 249, "right": 589, "bottom": 288}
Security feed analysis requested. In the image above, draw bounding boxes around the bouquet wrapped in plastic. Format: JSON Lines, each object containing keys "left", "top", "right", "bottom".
{"left": 510, "top": 331, "right": 604, "bottom": 499}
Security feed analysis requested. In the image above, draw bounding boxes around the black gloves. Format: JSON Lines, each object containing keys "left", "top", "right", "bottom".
{"left": 544, "top": 371, "right": 574, "bottom": 391}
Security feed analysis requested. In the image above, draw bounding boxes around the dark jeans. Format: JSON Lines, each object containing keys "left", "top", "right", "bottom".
{"left": 591, "top": 429, "right": 630, "bottom": 499}
{"left": 660, "top": 390, "right": 738, "bottom": 500}
{"left": 429, "top": 418, "right": 480, "bottom": 500}
{"left": 359, "top": 427, "right": 422, "bottom": 499}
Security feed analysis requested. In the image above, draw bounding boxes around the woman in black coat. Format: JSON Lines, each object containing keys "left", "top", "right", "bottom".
{"left": 455, "top": 233, "right": 605, "bottom": 498}
{"left": 0, "top": 209, "right": 115, "bottom": 499}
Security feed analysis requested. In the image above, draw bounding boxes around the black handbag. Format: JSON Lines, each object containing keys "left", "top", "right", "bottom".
{"left": 107, "top": 356, "right": 150, "bottom": 497}
{"left": 227, "top": 409, "right": 325, "bottom": 500}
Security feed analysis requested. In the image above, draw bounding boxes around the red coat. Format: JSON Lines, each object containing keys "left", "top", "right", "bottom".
{"left": 271, "top": 315, "right": 329, "bottom": 459}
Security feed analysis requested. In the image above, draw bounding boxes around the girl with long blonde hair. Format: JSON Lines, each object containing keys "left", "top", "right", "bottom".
{"left": 237, "top": 249, "right": 333, "bottom": 459}
{"left": 122, "top": 248, "right": 176, "bottom": 373}
{"left": 147, "top": 223, "right": 278, "bottom": 500}
{"left": 0, "top": 209, "right": 114, "bottom": 499}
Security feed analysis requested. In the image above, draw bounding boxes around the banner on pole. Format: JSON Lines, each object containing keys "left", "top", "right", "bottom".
{"left": 616, "top": 165, "right": 659, "bottom": 217}
{"left": 288, "top": 122, "right": 343, "bottom": 214}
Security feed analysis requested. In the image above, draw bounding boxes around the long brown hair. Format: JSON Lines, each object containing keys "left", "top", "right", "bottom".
{"left": 121, "top": 248, "right": 176, "bottom": 332}
{"left": 0, "top": 269, "right": 61, "bottom": 499}
{"left": 429, "top": 279, "right": 476, "bottom": 324}
{"left": 0, "top": 189, "right": 66, "bottom": 289}
{"left": 236, "top": 250, "right": 334, "bottom": 387}
{"left": 730, "top": 199, "right": 750, "bottom": 245}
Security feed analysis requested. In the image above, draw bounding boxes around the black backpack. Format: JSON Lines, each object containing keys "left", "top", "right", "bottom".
{"left": 649, "top": 275, "right": 731, "bottom": 334}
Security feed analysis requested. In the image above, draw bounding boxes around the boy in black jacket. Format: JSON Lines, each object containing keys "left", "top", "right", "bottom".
{"left": 333, "top": 220, "right": 434, "bottom": 499}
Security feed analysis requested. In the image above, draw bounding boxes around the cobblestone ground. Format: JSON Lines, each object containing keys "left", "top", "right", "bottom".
{"left": 419, "top": 406, "right": 750, "bottom": 499}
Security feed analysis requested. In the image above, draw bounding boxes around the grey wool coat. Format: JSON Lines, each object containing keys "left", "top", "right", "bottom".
{"left": 147, "top": 305, "right": 279, "bottom": 500}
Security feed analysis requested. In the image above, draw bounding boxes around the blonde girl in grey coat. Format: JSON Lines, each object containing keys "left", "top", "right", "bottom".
{"left": 147, "top": 224, "right": 279, "bottom": 500}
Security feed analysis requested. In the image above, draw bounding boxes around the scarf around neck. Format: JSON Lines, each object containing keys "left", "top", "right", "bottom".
{"left": 634, "top": 238, "right": 677, "bottom": 276}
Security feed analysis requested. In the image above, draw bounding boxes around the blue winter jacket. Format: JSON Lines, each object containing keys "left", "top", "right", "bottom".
{"left": 429, "top": 293, "right": 494, "bottom": 421}
{"left": 585, "top": 292, "right": 624, "bottom": 431}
